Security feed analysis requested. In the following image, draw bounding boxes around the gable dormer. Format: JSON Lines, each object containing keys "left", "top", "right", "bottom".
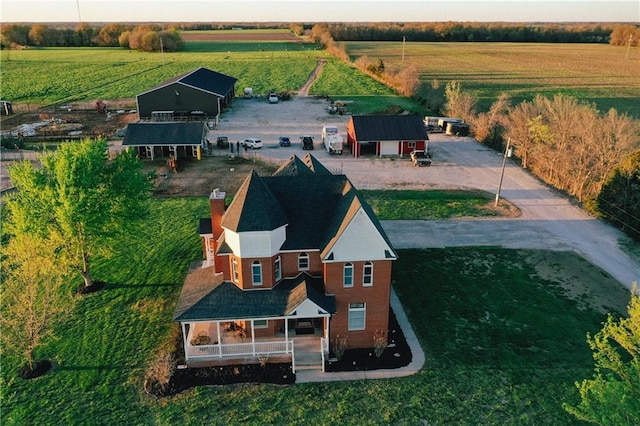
{"left": 321, "top": 182, "right": 396, "bottom": 262}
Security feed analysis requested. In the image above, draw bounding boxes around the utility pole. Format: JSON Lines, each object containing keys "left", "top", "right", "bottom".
{"left": 402, "top": 36, "right": 406, "bottom": 63}
{"left": 495, "top": 138, "right": 513, "bottom": 206}
{"left": 160, "top": 38, "right": 165, "bottom": 65}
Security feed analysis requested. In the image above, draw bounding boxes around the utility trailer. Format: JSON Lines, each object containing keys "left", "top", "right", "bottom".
{"left": 321, "top": 125, "right": 343, "bottom": 154}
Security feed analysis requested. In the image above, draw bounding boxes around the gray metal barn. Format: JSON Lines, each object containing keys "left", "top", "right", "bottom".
{"left": 136, "top": 67, "right": 237, "bottom": 125}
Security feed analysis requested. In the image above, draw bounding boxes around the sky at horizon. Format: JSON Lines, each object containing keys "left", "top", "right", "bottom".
{"left": 1, "top": 0, "right": 639, "bottom": 24}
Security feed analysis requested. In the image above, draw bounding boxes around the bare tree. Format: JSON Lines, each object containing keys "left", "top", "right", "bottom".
{"left": 471, "top": 93, "right": 511, "bottom": 148}
{"left": 444, "top": 81, "right": 476, "bottom": 122}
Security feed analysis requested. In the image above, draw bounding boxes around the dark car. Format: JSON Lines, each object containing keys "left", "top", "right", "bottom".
{"left": 216, "top": 136, "right": 229, "bottom": 149}
{"left": 301, "top": 135, "right": 314, "bottom": 150}
{"left": 279, "top": 136, "right": 291, "bottom": 147}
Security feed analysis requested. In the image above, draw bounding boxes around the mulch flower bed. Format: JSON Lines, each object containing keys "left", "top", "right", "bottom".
{"left": 324, "top": 309, "right": 412, "bottom": 372}
{"left": 152, "top": 307, "right": 412, "bottom": 397}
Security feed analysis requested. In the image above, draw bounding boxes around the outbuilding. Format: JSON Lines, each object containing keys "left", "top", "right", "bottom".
{"left": 136, "top": 67, "right": 237, "bottom": 126}
{"left": 346, "top": 115, "right": 428, "bottom": 158}
{"left": 122, "top": 121, "right": 207, "bottom": 161}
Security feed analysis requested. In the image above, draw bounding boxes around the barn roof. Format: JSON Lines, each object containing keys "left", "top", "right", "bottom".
{"left": 122, "top": 122, "right": 206, "bottom": 146}
{"left": 350, "top": 115, "right": 428, "bottom": 142}
{"left": 140, "top": 67, "right": 237, "bottom": 98}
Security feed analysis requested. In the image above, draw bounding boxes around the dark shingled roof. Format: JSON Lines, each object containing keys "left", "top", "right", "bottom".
{"left": 219, "top": 155, "right": 395, "bottom": 253}
{"left": 147, "top": 67, "right": 237, "bottom": 97}
{"left": 173, "top": 273, "right": 336, "bottom": 321}
{"left": 198, "top": 218, "right": 212, "bottom": 235}
{"left": 273, "top": 154, "right": 334, "bottom": 177}
{"left": 221, "top": 171, "right": 288, "bottom": 232}
{"left": 122, "top": 122, "right": 206, "bottom": 146}
{"left": 350, "top": 115, "right": 428, "bottom": 142}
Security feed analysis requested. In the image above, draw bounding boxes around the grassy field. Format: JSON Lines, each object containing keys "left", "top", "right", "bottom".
{"left": 5, "top": 40, "right": 634, "bottom": 118}
{"left": 0, "top": 43, "right": 412, "bottom": 114}
{"left": 0, "top": 45, "right": 322, "bottom": 105}
{"left": 362, "top": 189, "right": 508, "bottom": 219}
{"left": 343, "top": 41, "right": 640, "bottom": 117}
{"left": 1, "top": 194, "right": 631, "bottom": 425}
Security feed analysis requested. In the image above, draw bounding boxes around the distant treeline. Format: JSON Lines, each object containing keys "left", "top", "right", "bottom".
{"left": 0, "top": 23, "right": 184, "bottom": 52}
{"left": 2, "top": 22, "right": 639, "bottom": 49}
{"left": 325, "top": 22, "right": 640, "bottom": 44}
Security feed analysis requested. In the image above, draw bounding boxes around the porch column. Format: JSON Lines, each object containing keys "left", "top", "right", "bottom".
{"left": 216, "top": 321, "right": 222, "bottom": 357}
{"left": 181, "top": 322, "right": 189, "bottom": 361}
{"left": 285, "top": 318, "right": 289, "bottom": 340}
{"left": 250, "top": 320, "right": 256, "bottom": 356}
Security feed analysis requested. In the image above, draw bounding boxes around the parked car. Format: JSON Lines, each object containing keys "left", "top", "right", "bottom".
{"left": 279, "top": 136, "right": 291, "bottom": 147}
{"left": 410, "top": 150, "right": 432, "bottom": 166}
{"left": 268, "top": 92, "right": 279, "bottom": 104}
{"left": 301, "top": 135, "right": 314, "bottom": 150}
{"left": 216, "top": 136, "right": 229, "bottom": 149}
{"left": 241, "top": 138, "right": 263, "bottom": 149}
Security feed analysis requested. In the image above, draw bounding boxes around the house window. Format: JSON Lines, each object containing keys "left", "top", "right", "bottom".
{"left": 254, "top": 319, "right": 268, "bottom": 329}
{"left": 252, "top": 260, "right": 262, "bottom": 286}
{"left": 363, "top": 262, "right": 373, "bottom": 287}
{"left": 274, "top": 256, "right": 282, "bottom": 281}
{"left": 298, "top": 252, "right": 309, "bottom": 271}
{"left": 408, "top": 141, "right": 416, "bottom": 149}
{"left": 343, "top": 263, "right": 354, "bottom": 287}
{"left": 232, "top": 258, "right": 239, "bottom": 282}
{"left": 348, "top": 303, "right": 366, "bottom": 331}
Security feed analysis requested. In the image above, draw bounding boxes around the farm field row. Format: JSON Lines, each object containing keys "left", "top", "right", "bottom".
{"left": 0, "top": 45, "right": 323, "bottom": 106}
{"left": 344, "top": 41, "right": 640, "bottom": 117}
{"left": 2, "top": 41, "right": 638, "bottom": 118}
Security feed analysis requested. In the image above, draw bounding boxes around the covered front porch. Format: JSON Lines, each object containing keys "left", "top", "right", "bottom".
{"left": 181, "top": 316, "right": 330, "bottom": 372}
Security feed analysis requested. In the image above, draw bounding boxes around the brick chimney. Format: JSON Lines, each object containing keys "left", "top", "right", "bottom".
{"left": 209, "top": 188, "right": 226, "bottom": 274}
{"left": 209, "top": 188, "right": 226, "bottom": 241}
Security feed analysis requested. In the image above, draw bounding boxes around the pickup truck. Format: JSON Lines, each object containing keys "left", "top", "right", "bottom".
{"left": 410, "top": 150, "right": 432, "bottom": 167}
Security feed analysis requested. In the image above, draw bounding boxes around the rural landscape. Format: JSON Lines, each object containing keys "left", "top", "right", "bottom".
{"left": 1, "top": 21, "right": 640, "bottom": 425}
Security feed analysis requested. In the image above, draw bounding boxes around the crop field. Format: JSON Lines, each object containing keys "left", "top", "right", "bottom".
{"left": 180, "top": 29, "right": 301, "bottom": 42}
{"left": 0, "top": 44, "right": 323, "bottom": 106}
{"left": 344, "top": 41, "right": 640, "bottom": 117}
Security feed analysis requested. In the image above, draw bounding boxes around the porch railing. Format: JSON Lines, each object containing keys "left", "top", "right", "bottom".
{"left": 320, "top": 337, "right": 329, "bottom": 372}
{"left": 187, "top": 339, "right": 293, "bottom": 360}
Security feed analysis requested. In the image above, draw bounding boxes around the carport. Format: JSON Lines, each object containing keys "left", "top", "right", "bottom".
{"left": 122, "top": 122, "right": 207, "bottom": 161}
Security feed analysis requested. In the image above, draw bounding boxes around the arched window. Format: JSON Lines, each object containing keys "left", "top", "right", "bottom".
{"left": 252, "top": 260, "right": 262, "bottom": 286}
{"left": 363, "top": 262, "right": 373, "bottom": 286}
{"left": 232, "top": 258, "right": 239, "bottom": 282}
{"left": 343, "top": 262, "right": 354, "bottom": 287}
{"left": 274, "top": 256, "right": 282, "bottom": 281}
{"left": 298, "top": 252, "right": 309, "bottom": 271}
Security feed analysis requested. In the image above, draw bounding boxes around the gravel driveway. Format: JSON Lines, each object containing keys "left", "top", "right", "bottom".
{"left": 214, "top": 96, "right": 639, "bottom": 290}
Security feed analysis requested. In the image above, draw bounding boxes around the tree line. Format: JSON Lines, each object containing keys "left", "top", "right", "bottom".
{"left": 324, "top": 22, "right": 631, "bottom": 44}
{"left": 0, "top": 23, "right": 183, "bottom": 52}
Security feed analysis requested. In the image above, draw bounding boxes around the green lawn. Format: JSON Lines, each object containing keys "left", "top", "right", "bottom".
{"left": 0, "top": 43, "right": 419, "bottom": 115}
{"left": 1, "top": 195, "right": 630, "bottom": 425}
{"left": 361, "top": 189, "right": 503, "bottom": 219}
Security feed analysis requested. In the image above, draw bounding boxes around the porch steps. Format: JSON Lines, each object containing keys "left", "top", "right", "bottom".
{"left": 294, "top": 337, "right": 324, "bottom": 371}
